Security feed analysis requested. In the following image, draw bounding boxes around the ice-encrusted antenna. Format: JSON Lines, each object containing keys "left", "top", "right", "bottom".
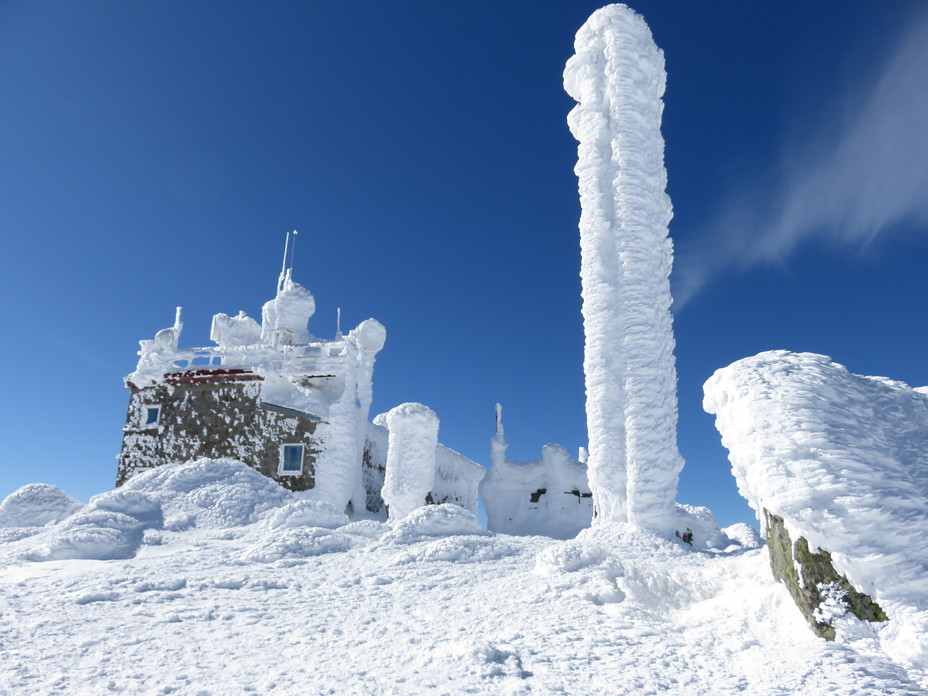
{"left": 336, "top": 307, "right": 342, "bottom": 337}
{"left": 277, "top": 231, "right": 290, "bottom": 294}
{"left": 277, "top": 230, "right": 300, "bottom": 293}
{"left": 289, "top": 229, "right": 299, "bottom": 280}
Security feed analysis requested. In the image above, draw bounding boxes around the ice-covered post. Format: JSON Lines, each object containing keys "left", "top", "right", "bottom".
{"left": 564, "top": 4, "right": 683, "bottom": 533}
{"left": 382, "top": 402, "right": 439, "bottom": 521}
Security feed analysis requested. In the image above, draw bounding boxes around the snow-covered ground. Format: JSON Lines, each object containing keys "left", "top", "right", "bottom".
{"left": 2, "top": 461, "right": 926, "bottom": 695}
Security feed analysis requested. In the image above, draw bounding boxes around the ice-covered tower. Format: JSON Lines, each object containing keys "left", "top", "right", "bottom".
{"left": 563, "top": 4, "right": 684, "bottom": 533}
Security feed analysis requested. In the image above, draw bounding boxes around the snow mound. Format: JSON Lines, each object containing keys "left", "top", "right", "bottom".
{"left": 704, "top": 350, "right": 928, "bottom": 666}
{"left": 339, "top": 520, "right": 389, "bottom": 539}
{"left": 534, "top": 540, "right": 607, "bottom": 576}
{"left": 264, "top": 500, "right": 349, "bottom": 530}
{"left": 395, "top": 536, "right": 519, "bottom": 565}
{"left": 674, "top": 503, "right": 729, "bottom": 550}
{"left": 88, "top": 489, "right": 163, "bottom": 529}
{"left": 26, "top": 489, "right": 164, "bottom": 561}
{"left": 576, "top": 522, "right": 689, "bottom": 560}
{"left": 385, "top": 504, "right": 487, "bottom": 543}
{"left": 121, "top": 458, "right": 291, "bottom": 528}
{"left": 0, "top": 483, "right": 83, "bottom": 527}
{"left": 722, "top": 523, "right": 763, "bottom": 549}
{"left": 241, "top": 528, "right": 356, "bottom": 563}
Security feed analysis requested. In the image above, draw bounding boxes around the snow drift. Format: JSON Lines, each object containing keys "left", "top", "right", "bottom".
{"left": 704, "top": 350, "right": 928, "bottom": 668}
{"left": 0, "top": 484, "right": 83, "bottom": 528}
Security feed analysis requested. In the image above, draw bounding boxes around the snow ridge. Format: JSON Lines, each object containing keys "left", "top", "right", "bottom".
{"left": 564, "top": 4, "right": 683, "bottom": 531}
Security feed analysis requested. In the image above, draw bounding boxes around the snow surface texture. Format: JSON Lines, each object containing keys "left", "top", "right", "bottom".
{"left": 704, "top": 350, "right": 928, "bottom": 673}
{"left": 0, "top": 484, "right": 83, "bottom": 528}
{"left": 1, "top": 461, "right": 922, "bottom": 695}
{"left": 382, "top": 403, "right": 440, "bottom": 520}
{"left": 564, "top": 4, "right": 684, "bottom": 532}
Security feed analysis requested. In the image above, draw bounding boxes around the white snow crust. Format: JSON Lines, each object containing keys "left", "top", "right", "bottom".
{"left": 0, "top": 484, "right": 83, "bottom": 528}
{"left": 2, "top": 469, "right": 925, "bottom": 694}
{"left": 564, "top": 4, "right": 684, "bottom": 532}
{"left": 120, "top": 458, "right": 292, "bottom": 528}
{"left": 704, "top": 350, "right": 928, "bottom": 671}
{"left": 382, "top": 402, "right": 440, "bottom": 520}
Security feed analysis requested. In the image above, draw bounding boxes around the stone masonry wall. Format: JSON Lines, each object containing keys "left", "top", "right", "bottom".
{"left": 117, "top": 379, "right": 319, "bottom": 491}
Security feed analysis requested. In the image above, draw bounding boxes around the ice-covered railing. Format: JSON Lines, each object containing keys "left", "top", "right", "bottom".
{"left": 128, "top": 339, "right": 351, "bottom": 388}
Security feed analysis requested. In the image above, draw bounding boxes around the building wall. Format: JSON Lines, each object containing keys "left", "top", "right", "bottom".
{"left": 117, "top": 379, "right": 319, "bottom": 491}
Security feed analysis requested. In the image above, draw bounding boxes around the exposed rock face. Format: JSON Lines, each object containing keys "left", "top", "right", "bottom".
{"left": 765, "top": 510, "right": 887, "bottom": 640}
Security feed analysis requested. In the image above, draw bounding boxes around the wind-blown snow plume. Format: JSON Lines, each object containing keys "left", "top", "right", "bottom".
{"left": 674, "top": 7, "right": 928, "bottom": 307}
{"left": 564, "top": 4, "right": 683, "bottom": 532}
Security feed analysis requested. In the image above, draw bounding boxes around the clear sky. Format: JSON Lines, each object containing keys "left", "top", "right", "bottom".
{"left": 1, "top": 1, "right": 926, "bottom": 529}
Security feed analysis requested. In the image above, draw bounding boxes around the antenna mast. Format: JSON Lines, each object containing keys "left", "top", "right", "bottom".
{"left": 278, "top": 231, "right": 290, "bottom": 294}
{"left": 289, "top": 230, "right": 298, "bottom": 281}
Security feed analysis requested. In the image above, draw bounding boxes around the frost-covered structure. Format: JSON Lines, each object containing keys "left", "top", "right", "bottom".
{"left": 564, "top": 4, "right": 684, "bottom": 532}
{"left": 117, "top": 241, "right": 481, "bottom": 518}
{"left": 381, "top": 403, "right": 440, "bottom": 520}
{"left": 704, "top": 350, "right": 928, "bottom": 665}
{"left": 480, "top": 405, "right": 593, "bottom": 539}
{"left": 366, "top": 416, "right": 483, "bottom": 517}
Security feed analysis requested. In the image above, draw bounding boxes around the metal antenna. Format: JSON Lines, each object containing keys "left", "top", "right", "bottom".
{"left": 278, "top": 231, "right": 291, "bottom": 294}
{"left": 288, "top": 230, "right": 299, "bottom": 282}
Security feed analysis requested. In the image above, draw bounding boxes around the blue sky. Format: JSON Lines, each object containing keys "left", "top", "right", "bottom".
{"left": 1, "top": 1, "right": 926, "bottom": 528}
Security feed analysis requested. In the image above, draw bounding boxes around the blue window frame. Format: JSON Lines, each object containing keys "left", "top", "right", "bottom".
{"left": 280, "top": 444, "right": 304, "bottom": 474}
{"left": 144, "top": 405, "right": 161, "bottom": 427}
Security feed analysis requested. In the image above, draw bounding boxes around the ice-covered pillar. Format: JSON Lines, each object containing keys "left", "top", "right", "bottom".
{"left": 563, "top": 4, "right": 683, "bottom": 532}
{"left": 382, "top": 402, "right": 439, "bottom": 521}
{"left": 490, "top": 403, "right": 508, "bottom": 471}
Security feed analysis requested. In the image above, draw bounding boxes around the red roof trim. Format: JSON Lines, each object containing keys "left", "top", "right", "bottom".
{"left": 162, "top": 368, "right": 264, "bottom": 386}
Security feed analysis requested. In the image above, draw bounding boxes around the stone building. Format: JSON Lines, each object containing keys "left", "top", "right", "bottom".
{"left": 117, "top": 243, "right": 482, "bottom": 517}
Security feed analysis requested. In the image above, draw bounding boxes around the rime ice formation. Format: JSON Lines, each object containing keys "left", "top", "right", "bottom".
{"left": 704, "top": 350, "right": 928, "bottom": 667}
{"left": 119, "top": 243, "right": 481, "bottom": 519}
{"left": 564, "top": 4, "right": 683, "bottom": 531}
{"left": 210, "top": 310, "right": 262, "bottom": 347}
{"left": 381, "top": 403, "right": 440, "bottom": 520}
{"left": 261, "top": 269, "right": 316, "bottom": 345}
{"left": 480, "top": 405, "right": 593, "bottom": 539}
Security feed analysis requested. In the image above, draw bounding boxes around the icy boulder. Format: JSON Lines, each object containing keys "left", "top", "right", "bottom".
{"left": 120, "top": 458, "right": 291, "bottom": 528}
{"left": 704, "top": 350, "right": 928, "bottom": 663}
{"left": 0, "top": 484, "right": 83, "bottom": 527}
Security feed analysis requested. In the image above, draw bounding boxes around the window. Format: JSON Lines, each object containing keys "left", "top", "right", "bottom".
{"left": 142, "top": 405, "right": 161, "bottom": 429}
{"left": 279, "top": 444, "right": 304, "bottom": 475}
